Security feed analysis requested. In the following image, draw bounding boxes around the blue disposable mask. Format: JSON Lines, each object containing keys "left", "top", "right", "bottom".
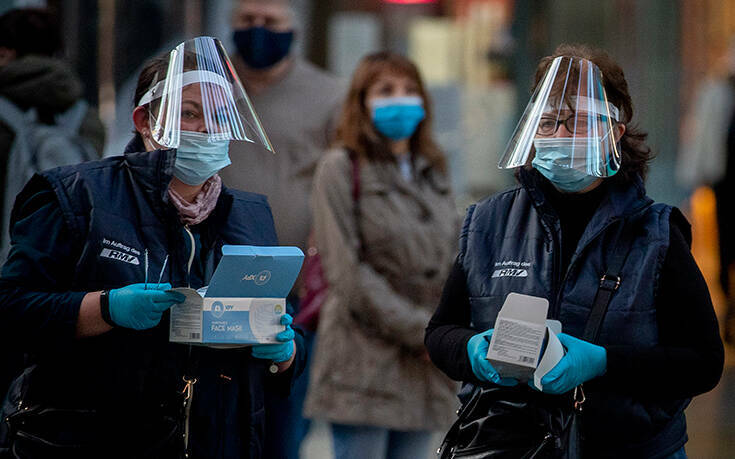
{"left": 174, "top": 131, "right": 231, "bottom": 186}
{"left": 371, "top": 96, "right": 426, "bottom": 141}
{"left": 233, "top": 27, "right": 294, "bottom": 69}
{"left": 531, "top": 140, "right": 600, "bottom": 193}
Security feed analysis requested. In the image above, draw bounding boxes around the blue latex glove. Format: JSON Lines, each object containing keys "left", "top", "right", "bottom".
{"left": 108, "top": 283, "right": 185, "bottom": 330}
{"left": 252, "top": 313, "right": 295, "bottom": 363}
{"left": 467, "top": 329, "right": 519, "bottom": 386}
{"left": 539, "top": 333, "right": 607, "bottom": 394}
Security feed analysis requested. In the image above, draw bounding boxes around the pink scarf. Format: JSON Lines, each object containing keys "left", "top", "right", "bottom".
{"left": 167, "top": 175, "right": 222, "bottom": 226}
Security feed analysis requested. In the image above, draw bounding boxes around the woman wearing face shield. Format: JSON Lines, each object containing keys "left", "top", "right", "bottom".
{"left": 0, "top": 37, "right": 304, "bottom": 458}
{"left": 425, "top": 44, "right": 723, "bottom": 458}
{"left": 303, "top": 52, "right": 459, "bottom": 459}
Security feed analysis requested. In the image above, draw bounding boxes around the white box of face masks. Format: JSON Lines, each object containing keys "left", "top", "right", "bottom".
{"left": 168, "top": 245, "right": 304, "bottom": 346}
{"left": 486, "top": 292, "right": 550, "bottom": 381}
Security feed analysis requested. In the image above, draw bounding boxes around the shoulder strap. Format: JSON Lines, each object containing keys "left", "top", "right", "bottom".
{"left": 0, "top": 96, "right": 30, "bottom": 133}
{"left": 54, "top": 99, "right": 89, "bottom": 134}
{"left": 582, "top": 216, "right": 639, "bottom": 343}
{"left": 347, "top": 149, "right": 364, "bottom": 260}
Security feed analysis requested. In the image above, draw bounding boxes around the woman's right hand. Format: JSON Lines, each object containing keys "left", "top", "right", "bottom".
{"left": 108, "top": 283, "right": 185, "bottom": 330}
{"left": 467, "top": 329, "right": 519, "bottom": 386}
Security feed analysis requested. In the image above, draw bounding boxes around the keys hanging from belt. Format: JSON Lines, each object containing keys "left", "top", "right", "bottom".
{"left": 181, "top": 376, "right": 198, "bottom": 458}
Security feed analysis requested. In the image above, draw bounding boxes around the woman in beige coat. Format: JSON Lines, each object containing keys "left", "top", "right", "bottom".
{"left": 304, "top": 52, "right": 459, "bottom": 459}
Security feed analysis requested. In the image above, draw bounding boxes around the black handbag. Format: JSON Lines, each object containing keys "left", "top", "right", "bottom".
{"left": 1, "top": 366, "right": 184, "bottom": 459}
{"left": 437, "top": 217, "right": 637, "bottom": 459}
{"left": 4, "top": 405, "right": 181, "bottom": 459}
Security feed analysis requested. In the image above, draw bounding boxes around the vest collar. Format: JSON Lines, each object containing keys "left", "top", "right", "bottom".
{"left": 122, "top": 136, "right": 235, "bottom": 230}
{"left": 123, "top": 135, "right": 176, "bottom": 198}
{"left": 519, "top": 167, "right": 653, "bottom": 249}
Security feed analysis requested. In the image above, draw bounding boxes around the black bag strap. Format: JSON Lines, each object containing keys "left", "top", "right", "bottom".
{"left": 346, "top": 149, "right": 364, "bottom": 260}
{"left": 582, "top": 216, "right": 639, "bottom": 343}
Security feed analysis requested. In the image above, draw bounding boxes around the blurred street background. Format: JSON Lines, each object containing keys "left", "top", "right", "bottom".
{"left": 3, "top": 0, "right": 735, "bottom": 456}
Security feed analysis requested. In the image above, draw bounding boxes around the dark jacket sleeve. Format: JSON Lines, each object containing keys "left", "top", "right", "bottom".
{"left": 0, "top": 182, "right": 86, "bottom": 350}
{"left": 264, "top": 327, "right": 307, "bottom": 397}
{"left": 425, "top": 256, "right": 478, "bottom": 383}
{"left": 601, "top": 213, "right": 724, "bottom": 399}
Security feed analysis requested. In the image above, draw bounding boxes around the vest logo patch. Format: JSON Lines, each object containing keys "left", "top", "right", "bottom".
{"left": 100, "top": 248, "right": 140, "bottom": 265}
{"left": 492, "top": 268, "right": 528, "bottom": 278}
{"left": 100, "top": 238, "right": 142, "bottom": 265}
{"left": 492, "top": 260, "right": 531, "bottom": 279}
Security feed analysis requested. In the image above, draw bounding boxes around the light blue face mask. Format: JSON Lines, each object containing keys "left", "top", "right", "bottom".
{"left": 173, "top": 131, "right": 231, "bottom": 185}
{"left": 531, "top": 139, "right": 605, "bottom": 193}
{"left": 371, "top": 96, "right": 426, "bottom": 141}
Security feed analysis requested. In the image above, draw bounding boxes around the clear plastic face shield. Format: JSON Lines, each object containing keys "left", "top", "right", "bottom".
{"left": 138, "top": 36, "right": 273, "bottom": 152}
{"left": 497, "top": 56, "right": 622, "bottom": 177}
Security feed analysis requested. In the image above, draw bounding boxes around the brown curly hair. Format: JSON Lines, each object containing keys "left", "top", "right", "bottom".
{"left": 532, "top": 44, "right": 655, "bottom": 183}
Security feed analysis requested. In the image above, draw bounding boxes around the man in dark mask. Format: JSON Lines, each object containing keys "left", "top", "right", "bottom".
{"left": 221, "top": 1, "right": 345, "bottom": 458}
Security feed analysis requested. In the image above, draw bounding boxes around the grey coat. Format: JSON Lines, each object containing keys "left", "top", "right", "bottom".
{"left": 304, "top": 148, "right": 460, "bottom": 431}
{"left": 220, "top": 59, "right": 345, "bottom": 253}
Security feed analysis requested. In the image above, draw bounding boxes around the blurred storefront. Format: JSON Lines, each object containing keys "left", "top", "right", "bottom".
{"left": 8, "top": 0, "right": 734, "bottom": 207}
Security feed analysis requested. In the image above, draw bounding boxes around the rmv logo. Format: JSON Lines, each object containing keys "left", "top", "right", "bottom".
{"left": 492, "top": 268, "right": 529, "bottom": 278}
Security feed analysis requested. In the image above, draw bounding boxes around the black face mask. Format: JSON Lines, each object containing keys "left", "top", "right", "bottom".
{"left": 232, "top": 27, "right": 294, "bottom": 69}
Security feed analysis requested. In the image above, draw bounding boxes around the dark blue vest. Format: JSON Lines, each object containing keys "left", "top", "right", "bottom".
{"left": 10, "top": 142, "right": 280, "bottom": 457}
{"left": 459, "top": 169, "right": 688, "bottom": 458}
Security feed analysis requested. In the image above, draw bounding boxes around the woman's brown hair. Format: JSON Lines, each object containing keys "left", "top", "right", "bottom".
{"left": 532, "top": 44, "right": 654, "bottom": 183}
{"left": 335, "top": 51, "right": 447, "bottom": 172}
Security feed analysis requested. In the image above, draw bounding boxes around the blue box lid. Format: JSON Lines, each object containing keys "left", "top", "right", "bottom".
{"left": 205, "top": 245, "right": 304, "bottom": 298}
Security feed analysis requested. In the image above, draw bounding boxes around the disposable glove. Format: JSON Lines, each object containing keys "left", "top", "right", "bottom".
{"left": 466, "top": 329, "right": 519, "bottom": 386}
{"left": 108, "top": 283, "right": 185, "bottom": 330}
{"left": 252, "top": 314, "right": 296, "bottom": 363}
{"left": 539, "top": 333, "right": 607, "bottom": 394}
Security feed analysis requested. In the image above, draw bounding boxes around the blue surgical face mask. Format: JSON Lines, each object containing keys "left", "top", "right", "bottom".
{"left": 531, "top": 140, "right": 601, "bottom": 193}
{"left": 174, "top": 131, "right": 231, "bottom": 186}
{"left": 370, "top": 96, "right": 426, "bottom": 141}
{"left": 233, "top": 27, "right": 294, "bottom": 69}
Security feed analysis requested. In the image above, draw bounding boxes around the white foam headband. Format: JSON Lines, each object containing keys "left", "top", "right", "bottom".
{"left": 543, "top": 96, "right": 620, "bottom": 121}
{"left": 138, "top": 70, "right": 233, "bottom": 106}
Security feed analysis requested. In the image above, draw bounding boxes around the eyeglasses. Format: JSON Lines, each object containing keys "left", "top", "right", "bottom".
{"left": 536, "top": 113, "right": 608, "bottom": 136}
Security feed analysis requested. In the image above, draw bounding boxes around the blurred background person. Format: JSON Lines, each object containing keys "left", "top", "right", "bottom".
{"left": 677, "top": 40, "right": 735, "bottom": 344}
{"left": 0, "top": 5, "right": 104, "bottom": 416}
{"left": 0, "top": 36, "right": 304, "bottom": 458}
{"left": 0, "top": 7, "right": 104, "bottom": 257}
{"left": 304, "top": 51, "right": 459, "bottom": 459}
{"left": 219, "top": 1, "right": 345, "bottom": 457}
{"left": 222, "top": 0, "right": 344, "bottom": 254}
{"left": 426, "top": 44, "right": 724, "bottom": 458}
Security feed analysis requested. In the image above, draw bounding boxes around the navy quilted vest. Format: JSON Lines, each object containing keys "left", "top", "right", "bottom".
{"left": 459, "top": 168, "right": 688, "bottom": 458}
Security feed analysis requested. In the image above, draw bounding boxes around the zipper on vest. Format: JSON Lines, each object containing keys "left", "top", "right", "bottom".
{"left": 544, "top": 213, "right": 564, "bottom": 319}
{"left": 552, "top": 217, "right": 622, "bottom": 317}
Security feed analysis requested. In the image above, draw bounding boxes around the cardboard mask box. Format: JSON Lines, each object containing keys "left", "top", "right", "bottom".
{"left": 169, "top": 245, "right": 304, "bottom": 346}
{"left": 486, "top": 292, "right": 550, "bottom": 381}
